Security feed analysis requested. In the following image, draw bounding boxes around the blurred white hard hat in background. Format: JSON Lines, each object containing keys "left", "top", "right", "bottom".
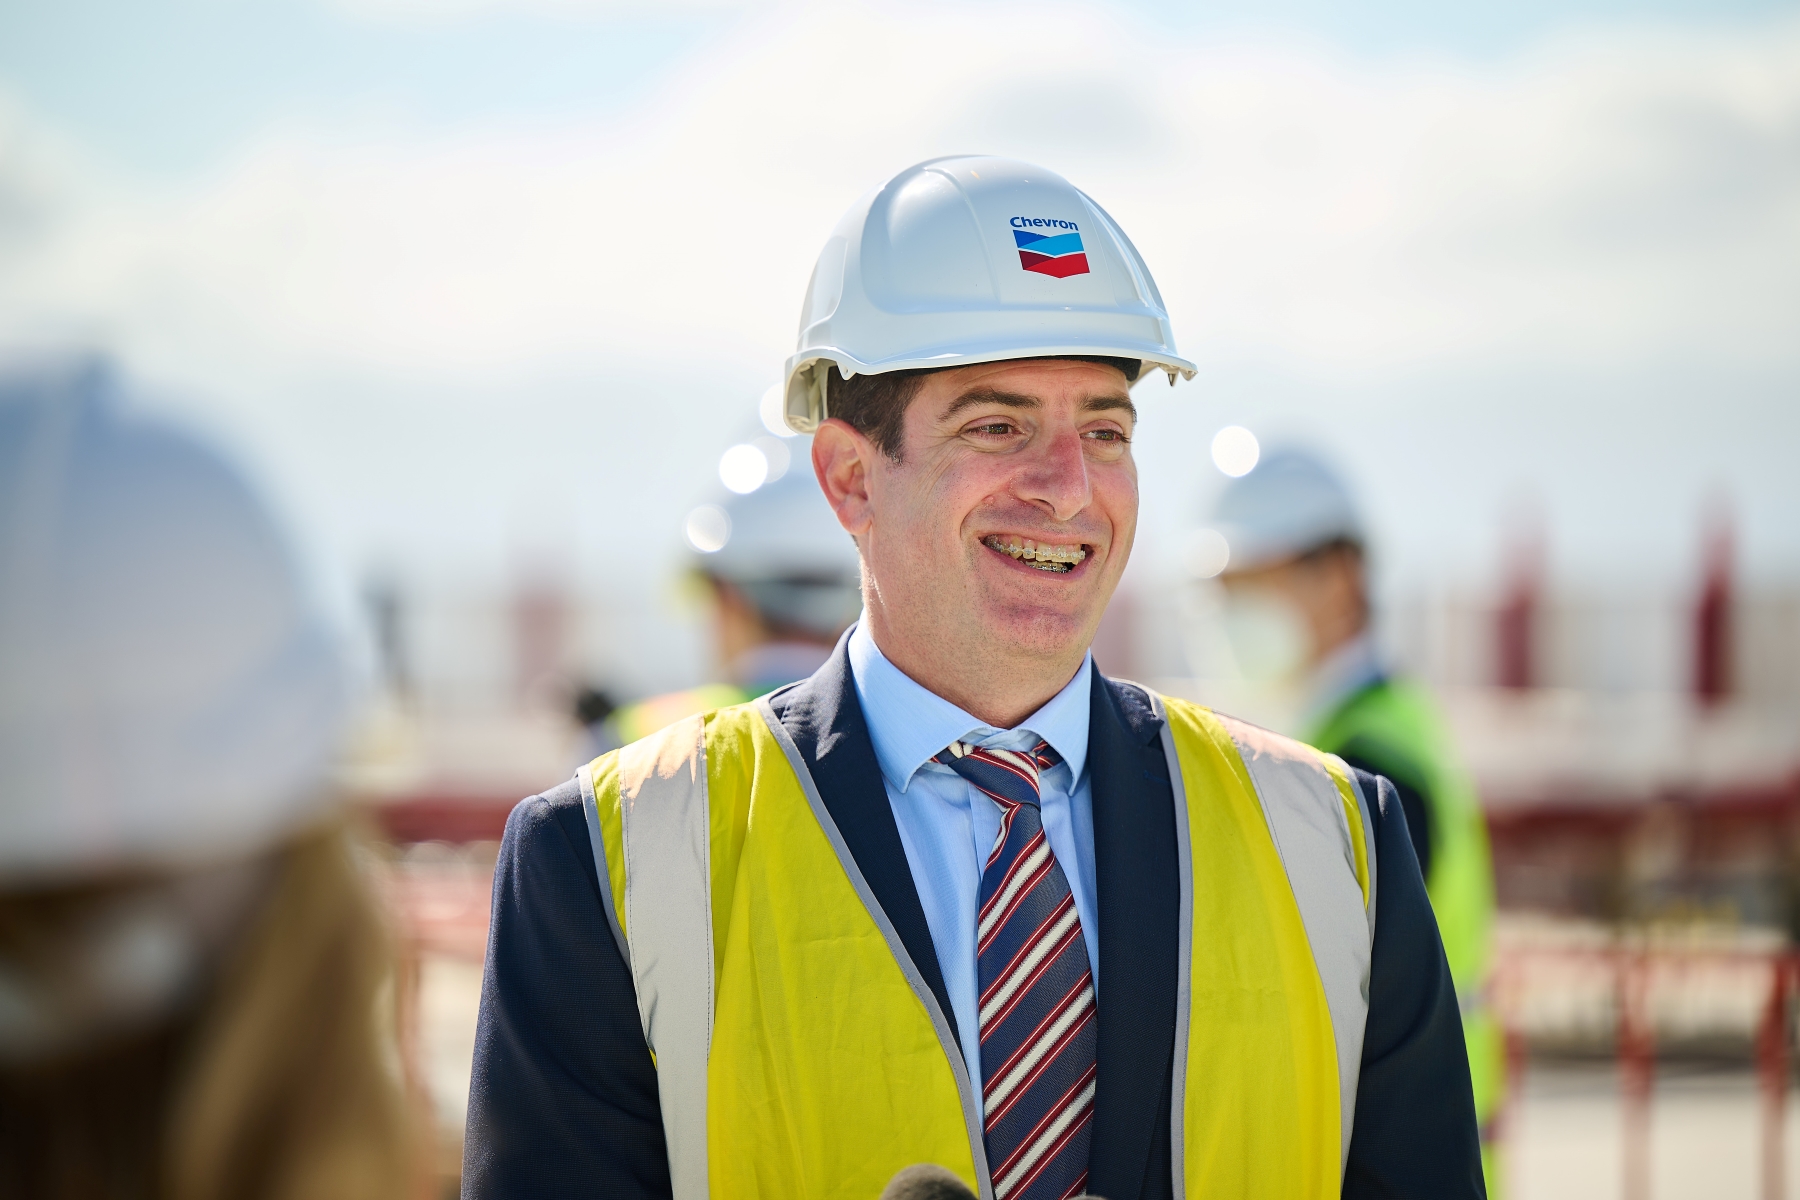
{"left": 689, "top": 466, "right": 862, "bottom": 641}
{"left": 0, "top": 360, "right": 349, "bottom": 883}
{"left": 1202, "top": 447, "right": 1365, "bottom": 575}
{"left": 782, "top": 155, "right": 1197, "bottom": 433}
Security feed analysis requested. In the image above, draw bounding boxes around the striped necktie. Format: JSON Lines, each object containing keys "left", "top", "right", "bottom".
{"left": 934, "top": 739, "right": 1097, "bottom": 1200}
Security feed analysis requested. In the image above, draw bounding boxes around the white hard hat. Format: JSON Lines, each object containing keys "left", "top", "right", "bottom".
{"left": 693, "top": 467, "right": 862, "bottom": 639}
{"left": 702, "top": 466, "right": 859, "bottom": 583}
{"left": 1204, "top": 448, "right": 1365, "bottom": 574}
{"left": 0, "top": 360, "right": 349, "bottom": 883}
{"left": 782, "top": 155, "right": 1197, "bottom": 434}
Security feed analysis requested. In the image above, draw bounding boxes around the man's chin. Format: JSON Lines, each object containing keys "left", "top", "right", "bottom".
{"left": 975, "top": 601, "right": 1102, "bottom": 664}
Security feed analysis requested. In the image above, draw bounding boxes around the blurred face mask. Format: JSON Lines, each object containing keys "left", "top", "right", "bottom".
{"left": 0, "top": 859, "right": 268, "bottom": 1065}
{"left": 1218, "top": 587, "right": 1312, "bottom": 685}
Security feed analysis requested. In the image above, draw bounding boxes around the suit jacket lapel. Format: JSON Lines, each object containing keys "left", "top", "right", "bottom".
{"left": 764, "top": 636, "right": 963, "bottom": 1054}
{"left": 1086, "top": 674, "right": 1180, "bottom": 1200}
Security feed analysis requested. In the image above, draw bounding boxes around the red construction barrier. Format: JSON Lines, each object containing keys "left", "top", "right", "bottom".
{"left": 1497, "top": 940, "right": 1796, "bottom": 1200}
{"left": 1760, "top": 957, "right": 1794, "bottom": 1200}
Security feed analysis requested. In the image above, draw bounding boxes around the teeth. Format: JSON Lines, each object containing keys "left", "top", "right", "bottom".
{"left": 983, "top": 536, "right": 1088, "bottom": 572}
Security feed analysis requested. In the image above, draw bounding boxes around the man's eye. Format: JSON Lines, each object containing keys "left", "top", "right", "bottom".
{"left": 970, "top": 422, "right": 1015, "bottom": 436}
{"left": 1084, "top": 429, "right": 1129, "bottom": 443}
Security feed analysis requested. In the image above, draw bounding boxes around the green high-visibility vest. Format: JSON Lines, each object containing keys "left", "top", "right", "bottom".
{"left": 1306, "top": 678, "right": 1504, "bottom": 1182}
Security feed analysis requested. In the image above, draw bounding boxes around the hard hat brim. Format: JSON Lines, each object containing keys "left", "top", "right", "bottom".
{"left": 782, "top": 344, "right": 1197, "bottom": 435}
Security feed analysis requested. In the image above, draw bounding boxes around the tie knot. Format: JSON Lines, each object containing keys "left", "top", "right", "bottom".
{"left": 934, "top": 739, "right": 1062, "bottom": 807}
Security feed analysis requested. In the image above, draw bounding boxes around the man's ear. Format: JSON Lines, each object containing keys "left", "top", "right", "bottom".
{"left": 812, "top": 418, "right": 877, "bottom": 538}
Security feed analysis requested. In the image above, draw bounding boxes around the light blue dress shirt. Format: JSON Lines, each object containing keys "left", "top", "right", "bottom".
{"left": 846, "top": 620, "right": 1098, "bottom": 1100}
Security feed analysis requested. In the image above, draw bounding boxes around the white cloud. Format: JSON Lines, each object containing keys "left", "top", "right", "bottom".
{"left": 3, "top": 5, "right": 1795, "bottom": 389}
{"left": 324, "top": 0, "right": 755, "bottom": 24}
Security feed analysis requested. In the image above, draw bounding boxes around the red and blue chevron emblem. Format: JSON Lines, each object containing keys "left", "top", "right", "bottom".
{"left": 1013, "top": 228, "right": 1090, "bottom": 279}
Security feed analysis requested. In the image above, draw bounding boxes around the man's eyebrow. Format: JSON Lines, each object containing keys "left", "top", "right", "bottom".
{"left": 940, "top": 389, "right": 1041, "bottom": 420}
{"left": 1082, "top": 394, "right": 1137, "bottom": 420}
{"left": 939, "top": 389, "right": 1138, "bottom": 422}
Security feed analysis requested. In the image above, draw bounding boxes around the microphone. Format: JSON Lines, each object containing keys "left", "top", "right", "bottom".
{"left": 878, "top": 1165, "right": 977, "bottom": 1200}
{"left": 877, "top": 1164, "right": 1107, "bottom": 1200}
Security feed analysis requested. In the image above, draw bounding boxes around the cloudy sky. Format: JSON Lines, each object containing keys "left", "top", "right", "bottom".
{"left": 2, "top": 0, "right": 1796, "bottom": 690}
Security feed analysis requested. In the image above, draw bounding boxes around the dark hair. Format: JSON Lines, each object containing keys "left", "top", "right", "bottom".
{"left": 572, "top": 686, "right": 617, "bottom": 727}
{"left": 825, "top": 366, "right": 927, "bottom": 463}
{"left": 824, "top": 356, "right": 1141, "bottom": 463}
{"left": 1298, "top": 535, "right": 1365, "bottom": 565}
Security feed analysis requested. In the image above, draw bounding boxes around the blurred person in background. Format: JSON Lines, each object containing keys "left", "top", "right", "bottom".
{"left": 599, "top": 468, "right": 862, "bottom": 746}
{"left": 0, "top": 361, "right": 415, "bottom": 1200}
{"left": 1206, "top": 447, "right": 1503, "bottom": 1187}
{"left": 467, "top": 158, "right": 1480, "bottom": 1199}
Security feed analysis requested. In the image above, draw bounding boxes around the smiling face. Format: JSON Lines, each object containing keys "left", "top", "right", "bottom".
{"left": 812, "top": 357, "right": 1139, "bottom": 726}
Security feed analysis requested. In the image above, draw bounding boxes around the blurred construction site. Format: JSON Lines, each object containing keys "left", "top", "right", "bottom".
{"left": 4, "top": 0, "right": 1796, "bottom": 1194}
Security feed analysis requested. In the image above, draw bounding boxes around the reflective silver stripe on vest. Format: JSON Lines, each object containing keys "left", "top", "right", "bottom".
{"left": 1217, "top": 713, "right": 1375, "bottom": 1177}
{"left": 1147, "top": 691, "right": 1197, "bottom": 1200}
{"left": 753, "top": 698, "right": 996, "bottom": 1200}
{"left": 609, "top": 714, "right": 714, "bottom": 1200}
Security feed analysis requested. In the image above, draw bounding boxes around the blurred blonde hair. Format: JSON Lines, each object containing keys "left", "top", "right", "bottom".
{"left": 165, "top": 817, "right": 418, "bottom": 1200}
{"left": 0, "top": 816, "right": 420, "bottom": 1200}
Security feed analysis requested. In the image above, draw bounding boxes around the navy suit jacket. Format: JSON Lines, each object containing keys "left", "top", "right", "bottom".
{"left": 463, "top": 643, "right": 1484, "bottom": 1199}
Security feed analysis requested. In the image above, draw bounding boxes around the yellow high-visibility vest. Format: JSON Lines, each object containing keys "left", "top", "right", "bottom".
{"left": 582, "top": 691, "right": 1376, "bottom": 1200}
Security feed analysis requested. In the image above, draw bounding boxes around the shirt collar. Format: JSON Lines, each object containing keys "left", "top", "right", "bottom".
{"left": 847, "top": 619, "right": 1092, "bottom": 795}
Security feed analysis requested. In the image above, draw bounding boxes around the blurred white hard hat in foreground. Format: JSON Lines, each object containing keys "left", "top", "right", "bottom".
{"left": 782, "top": 155, "right": 1196, "bottom": 433}
{"left": 0, "top": 360, "right": 349, "bottom": 883}
{"left": 1202, "top": 448, "right": 1365, "bottom": 575}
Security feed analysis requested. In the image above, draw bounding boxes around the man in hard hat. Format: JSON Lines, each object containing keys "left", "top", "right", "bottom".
{"left": 598, "top": 468, "right": 863, "bottom": 748}
{"left": 465, "top": 158, "right": 1482, "bottom": 1199}
{"left": 0, "top": 361, "right": 412, "bottom": 1197}
{"left": 1206, "top": 448, "right": 1503, "bottom": 1188}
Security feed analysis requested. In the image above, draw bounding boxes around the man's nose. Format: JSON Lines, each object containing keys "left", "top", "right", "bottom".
{"left": 1015, "top": 427, "right": 1092, "bottom": 523}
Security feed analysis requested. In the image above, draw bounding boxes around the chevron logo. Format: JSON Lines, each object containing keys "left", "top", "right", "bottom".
{"left": 1011, "top": 224, "right": 1090, "bottom": 279}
